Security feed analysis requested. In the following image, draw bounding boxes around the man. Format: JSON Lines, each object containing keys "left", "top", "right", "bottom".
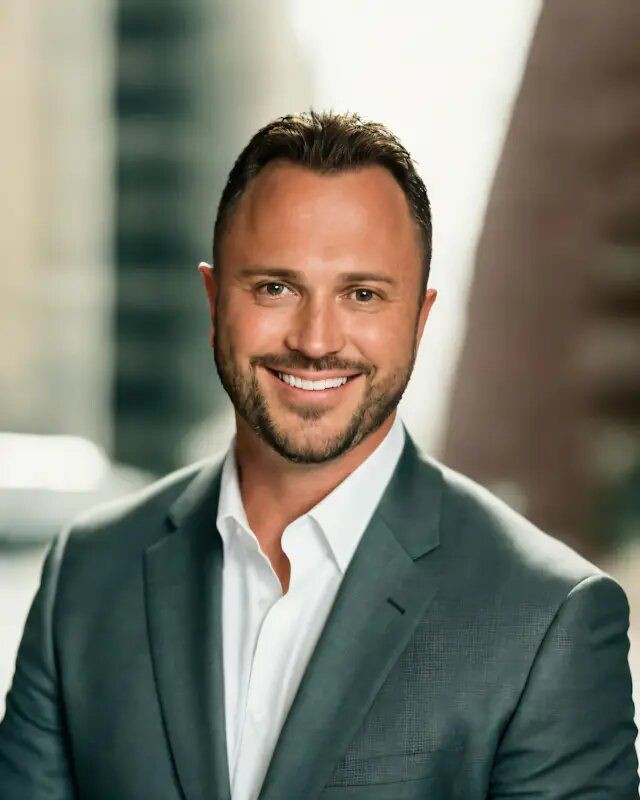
{"left": 0, "top": 111, "right": 637, "bottom": 799}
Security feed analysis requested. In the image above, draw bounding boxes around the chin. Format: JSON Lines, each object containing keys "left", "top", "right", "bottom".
{"left": 266, "top": 418, "right": 362, "bottom": 465}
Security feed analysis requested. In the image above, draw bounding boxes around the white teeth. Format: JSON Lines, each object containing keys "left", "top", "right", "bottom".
{"left": 276, "top": 372, "right": 349, "bottom": 390}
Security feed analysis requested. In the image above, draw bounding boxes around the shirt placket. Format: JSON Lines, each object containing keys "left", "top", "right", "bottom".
{"left": 232, "top": 585, "right": 293, "bottom": 798}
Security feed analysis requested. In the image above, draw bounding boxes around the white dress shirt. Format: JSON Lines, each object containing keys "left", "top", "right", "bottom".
{"left": 216, "top": 414, "right": 406, "bottom": 800}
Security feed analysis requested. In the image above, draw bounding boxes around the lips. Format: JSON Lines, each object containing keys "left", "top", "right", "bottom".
{"left": 263, "top": 366, "right": 362, "bottom": 399}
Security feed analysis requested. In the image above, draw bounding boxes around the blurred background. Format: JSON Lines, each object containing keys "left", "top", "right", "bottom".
{"left": 1, "top": 0, "right": 639, "bottom": 758}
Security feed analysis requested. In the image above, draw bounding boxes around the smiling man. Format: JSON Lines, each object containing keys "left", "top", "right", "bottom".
{"left": 0, "top": 111, "right": 637, "bottom": 800}
{"left": 201, "top": 153, "right": 435, "bottom": 596}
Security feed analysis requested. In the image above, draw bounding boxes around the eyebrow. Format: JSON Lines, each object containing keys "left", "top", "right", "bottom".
{"left": 237, "top": 266, "right": 397, "bottom": 286}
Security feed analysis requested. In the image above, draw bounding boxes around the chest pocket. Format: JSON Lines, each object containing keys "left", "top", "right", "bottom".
{"left": 322, "top": 743, "right": 464, "bottom": 798}
{"left": 319, "top": 773, "right": 436, "bottom": 799}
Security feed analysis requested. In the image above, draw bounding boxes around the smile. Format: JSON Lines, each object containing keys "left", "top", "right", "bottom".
{"left": 264, "top": 367, "right": 362, "bottom": 397}
{"left": 277, "top": 371, "right": 352, "bottom": 390}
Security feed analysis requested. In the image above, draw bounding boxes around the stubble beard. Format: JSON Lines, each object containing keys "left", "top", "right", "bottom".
{"left": 212, "top": 319, "right": 419, "bottom": 465}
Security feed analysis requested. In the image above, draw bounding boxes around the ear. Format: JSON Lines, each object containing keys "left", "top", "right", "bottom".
{"left": 198, "top": 262, "right": 217, "bottom": 348}
{"left": 416, "top": 287, "right": 437, "bottom": 345}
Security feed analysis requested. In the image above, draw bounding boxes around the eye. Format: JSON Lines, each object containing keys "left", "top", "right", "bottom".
{"left": 350, "top": 288, "right": 379, "bottom": 303}
{"left": 256, "top": 282, "right": 295, "bottom": 297}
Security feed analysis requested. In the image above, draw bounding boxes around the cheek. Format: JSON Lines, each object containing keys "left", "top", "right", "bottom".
{"left": 251, "top": 310, "right": 292, "bottom": 341}
{"left": 226, "top": 299, "right": 291, "bottom": 351}
{"left": 346, "top": 315, "right": 412, "bottom": 364}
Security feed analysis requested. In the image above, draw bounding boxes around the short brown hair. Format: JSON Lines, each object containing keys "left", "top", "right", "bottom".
{"left": 212, "top": 110, "right": 432, "bottom": 297}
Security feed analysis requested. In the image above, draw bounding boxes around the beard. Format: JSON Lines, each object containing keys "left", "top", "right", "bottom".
{"left": 213, "top": 315, "right": 419, "bottom": 465}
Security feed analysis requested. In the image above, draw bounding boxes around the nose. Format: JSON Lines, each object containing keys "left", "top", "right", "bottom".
{"left": 284, "top": 294, "right": 346, "bottom": 360}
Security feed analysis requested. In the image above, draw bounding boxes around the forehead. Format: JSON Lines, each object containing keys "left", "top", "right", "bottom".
{"left": 220, "top": 161, "right": 422, "bottom": 279}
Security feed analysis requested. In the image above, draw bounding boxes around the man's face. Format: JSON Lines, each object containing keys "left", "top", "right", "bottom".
{"left": 203, "top": 161, "right": 436, "bottom": 464}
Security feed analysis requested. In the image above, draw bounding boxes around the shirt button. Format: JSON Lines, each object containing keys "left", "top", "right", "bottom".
{"left": 251, "top": 707, "right": 265, "bottom": 722}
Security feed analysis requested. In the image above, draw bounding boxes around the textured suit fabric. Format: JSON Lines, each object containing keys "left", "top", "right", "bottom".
{"left": 0, "top": 426, "right": 638, "bottom": 799}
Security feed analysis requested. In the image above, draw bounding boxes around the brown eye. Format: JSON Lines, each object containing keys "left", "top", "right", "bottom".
{"left": 257, "top": 282, "right": 292, "bottom": 297}
{"left": 352, "top": 288, "right": 376, "bottom": 302}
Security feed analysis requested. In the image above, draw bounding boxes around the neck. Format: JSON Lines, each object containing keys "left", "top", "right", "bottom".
{"left": 233, "top": 413, "right": 396, "bottom": 550}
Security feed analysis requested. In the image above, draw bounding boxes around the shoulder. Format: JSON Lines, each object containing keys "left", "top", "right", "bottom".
{"left": 421, "top": 453, "right": 619, "bottom": 610}
{"left": 56, "top": 454, "right": 223, "bottom": 569}
{"left": 409, "top": 454, "right": 633, "bottom": 678}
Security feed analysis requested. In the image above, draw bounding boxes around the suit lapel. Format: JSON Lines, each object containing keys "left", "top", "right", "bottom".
{"left": 144, "top": 457, "right": 230, "bottom": 800}
{"left": 258, "top": 428, "right": 446, "bottom": 800}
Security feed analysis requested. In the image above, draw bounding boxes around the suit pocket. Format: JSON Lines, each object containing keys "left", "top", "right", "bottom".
{"left": 318, "top": 774, "right": 436, "bottom": 799}
{"left": 325, "top": 742, "right": 463, "bottom": 787}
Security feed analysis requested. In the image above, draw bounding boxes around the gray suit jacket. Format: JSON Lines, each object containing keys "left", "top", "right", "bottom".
{"left": 0, "top": 426, "right": 638, "bottom": 799}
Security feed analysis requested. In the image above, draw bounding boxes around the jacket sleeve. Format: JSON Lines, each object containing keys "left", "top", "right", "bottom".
{"left": 0, "top": 530, "right": 76, "bottom": 799}
{"left": 489, "top": 573, "right": 639, "bottom": 799}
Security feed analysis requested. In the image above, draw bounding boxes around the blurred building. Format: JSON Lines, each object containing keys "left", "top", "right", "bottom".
{"left": 114, "top": 0, "right": 313, "bottom": 474}
{"left": 0, "top": 0, "right": 115, "bottom": 449}
{"left": 443, "top": 0, "right": 640, "bottom": 557}
{"left": 1, "top": 0, "right": 313, "bottom": 476}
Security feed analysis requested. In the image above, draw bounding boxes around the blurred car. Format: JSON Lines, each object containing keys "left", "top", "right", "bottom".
{"left": 0, "top": 432, "right": 155, "bottom": 546}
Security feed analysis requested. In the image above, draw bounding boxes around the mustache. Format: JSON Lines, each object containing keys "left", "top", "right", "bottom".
{"left": 252, "top": 354, "right": 372, "bottom": 376}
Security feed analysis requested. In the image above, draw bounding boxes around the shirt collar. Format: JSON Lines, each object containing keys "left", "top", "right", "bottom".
{"left": 216, "top": 441, "right": 252, "bottom": 548}
{"left": 216, "top": 414, "right": 406, "bottom": 573}
{"left": 307, "top": 415, "right": 405, "bottom": 572}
